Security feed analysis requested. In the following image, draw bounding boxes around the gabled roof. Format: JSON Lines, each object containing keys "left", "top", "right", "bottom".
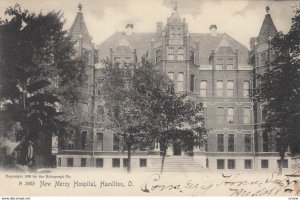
{"left": 167, "top": 11, "right": 182, "bottom": 25}
{"left": 113, "top": 35, "right": 133, "bottom": 55}
{"left": 69, "top": 10, "right": 91, "bottom": 44}
{"left": 97, "top": 32, "right": 249, "bottom": 65}
{"left": 97, "top": 32, "right": 154, "bottom": 61}
{"left": 190, "top": 33, "right": 249, "bottom": 64}
{"left": 215, "top": 36, "right": 235, "bottom": 55}
{"left": 257, "top": 13, "right": 277, "bottom": 45}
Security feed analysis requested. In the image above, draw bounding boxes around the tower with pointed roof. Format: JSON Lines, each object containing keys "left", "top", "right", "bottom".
{"left": 250, "top": 7, "right": 280, "bottom": 161}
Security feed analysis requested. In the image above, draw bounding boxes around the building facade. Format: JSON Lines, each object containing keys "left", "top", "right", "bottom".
{"left": 56, "top": 4, "right": 291, "bottom": 171}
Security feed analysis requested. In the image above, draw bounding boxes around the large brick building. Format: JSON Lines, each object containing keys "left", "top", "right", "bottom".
{"left": 56, "top": 4, "right": 291, "bottom": 171}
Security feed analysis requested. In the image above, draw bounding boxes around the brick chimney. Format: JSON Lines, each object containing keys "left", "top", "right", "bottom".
{"left": 209, "top": 24, "right": 217, "bottom": 37}
{"left": 126, "top": 24, "right": 133, "bottom": 35}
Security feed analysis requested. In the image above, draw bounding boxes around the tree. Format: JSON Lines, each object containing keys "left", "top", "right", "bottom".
{"left": 101, "top": 59, "right": 206, "bottom": 173}
{"left": 255, "top": 6, "right": 300, "bottom": 174}
{"left": 0, "top": 5, "right": 86, "bottom": 170}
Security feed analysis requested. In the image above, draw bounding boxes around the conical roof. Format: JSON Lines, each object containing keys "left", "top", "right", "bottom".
{"left": 257, "top": 10, "right": 277, "bottom": 45}
{"left": 69, "top": 5, "right": 91, "bottom": 44}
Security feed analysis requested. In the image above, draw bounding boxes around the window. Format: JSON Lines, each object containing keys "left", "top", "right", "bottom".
{"left": 112, "top": 158, "right": 120, "bottom": 168}
{"left": 243, "top": 81, "right": 250, "bottom": 97}
{"left": 226, "top": 64, "right": 234, "bottom": 70}
{"left": 168, "top": 47, "right": 175, "bottom": 60}
{"left": 261, "top": 160, "right": 269, "bottom": 168}
{"left": 200, "top": 81, "right": 207, "bottom": 97}
{"left": 262, "top": 133, "right": 269, "bottom": 152}
{"left": 228, "top": 159, "right": 235, "bottom": 169}
{"left": 140, "top": 159, "right": 147, "bottom": 167}
{"left": 227, "top": 107, "right": 234, "bottom": 124}
{"left": 277, "top": 159, "right": 288, "bottom": 168}
{"left": 216, "top": 81, "right": 223, "bottom": 97}
{"left": 96, "top": 158, "right": 103, "bottom": 168}
{"left": 178, "top": 48, "right": 184, "bottom": 60}
{"left": 244, "top": 159, "right": 252, "bottom": 169}
{"left": 190, "top": 74, "right": 195, "bottom": 92}
{"left": 216, "top": 64, "right": 223, "bottom": 70}
{"left": 227, "top": 81, "right": 234, "bottom": 97}
{"left": 177, "top": 72, "right": 184, "bottom": 91}
{"left": 155, "top": 49, "right": 162, "bottom": 63}
{"left": 206, "top": 159, "right": 209, "bottom": 168}
{"left": 217, "top": 134, "right": 224, "bottom": 152}
{"left": 81, "top": 131, "right": 87, "bottom": 150}
{"left": 170, "top": 28, "right": 175, "bottom": 39}
{"left": 244, "top": 134, "right": 251, "bottom": 152}
{"left": 260, "top": 52, "right": 267, "bottom": 66}
{"left": 113, "top": 134, "right": 120, "bottom": 151}
{"left": 97, "top": 106, "right": 104, "bottom": 122}
{"left": 228, "top": 134, "right": 235, "bottom": 152}
{"left": 96, "top": 133, "right": 103, "bottom": 151}
{"left": 244, "top": 107, "right": 251, "bottom": 124}
{"left": 262, "top": 106, "right": 268, "bottom": 122}
{"left": 58, "top": 158, "right": 61, "bottom": 167}
{"left": 67, "top": 141, "right": 74, "bottom": 150}
{"left": 190, "top": 50, "right": 195, "bottom": 63}
{"left": 217, "top": 107, "right": 224, "bottom": 125}
{"left": 217, "top": 159, "right": 225, "bottom": 169}
{"left": 168, "top": 72, "right": 174, "bottom": 81}
{"left": 81, "top": 158, "right": 87, "bottom": 167}
{"left": 67, "top": 158, "right": 73, "bottom": 167}
{"left": 123, "top": 159, "right": 128, "bottom": 167}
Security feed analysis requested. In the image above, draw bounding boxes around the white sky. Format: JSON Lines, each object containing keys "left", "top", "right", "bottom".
{"left": 0, "top": 0, "right": 298, "bottom": 48}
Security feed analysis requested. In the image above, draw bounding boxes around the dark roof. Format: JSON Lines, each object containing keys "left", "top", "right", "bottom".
{"left": 257, "top": 14, "right": 277, "bottom": 45}
{"left": 97, "top": 32, "right": 154, "bottom": 61}
{"left": 190, "top": 33, "right": 249, "bottom": 64}
{"left": 69, "top": 11, "right": 91, "bottom": 44}
{"left": 97, "top": 32, "right": 249, "bottom": 65}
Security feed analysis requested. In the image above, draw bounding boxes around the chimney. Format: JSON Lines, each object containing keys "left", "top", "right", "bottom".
{"left": 156, "top": 22, "right": 163, "bottom": 33}
{"left": 126, "top": 24, "right": 133, "bottom": 35}
{"left": 209, "top": 25, "right": 217, "bottom": 37}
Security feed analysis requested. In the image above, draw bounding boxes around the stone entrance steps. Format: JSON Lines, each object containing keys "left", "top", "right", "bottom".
{"left": 146, "top": 156, "right": 204, "bottom": 172}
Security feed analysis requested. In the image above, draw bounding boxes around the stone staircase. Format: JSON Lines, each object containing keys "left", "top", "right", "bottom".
{"left": 146, "top": 156, "right": 205, "bottom": 172}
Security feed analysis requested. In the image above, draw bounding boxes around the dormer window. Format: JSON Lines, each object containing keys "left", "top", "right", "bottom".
{"left": 226, "top": 57, "right": 234, "bottom": 70}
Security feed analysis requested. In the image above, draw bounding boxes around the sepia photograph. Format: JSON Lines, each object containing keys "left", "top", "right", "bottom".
{"left": 0, "top": 0, "right": 300, "bottom": 198}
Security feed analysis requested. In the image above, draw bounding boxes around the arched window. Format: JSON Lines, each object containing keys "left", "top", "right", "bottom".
{"left": 190, "top": 50, "right": 195, "bottom": 63}
{"left": 168, "top": 47, "right": 175, "bottom": 60}
{"left": 177, "top": 72, "right": 184, "bottom": 91}
{"left": 155, "top": 49, "right": 162, "bottom": 63}
{"left": 178, "top": 48, "right": 184, "bottom": 60}
{"left": 168, "top": 72, "right": 174, "bottom": 81}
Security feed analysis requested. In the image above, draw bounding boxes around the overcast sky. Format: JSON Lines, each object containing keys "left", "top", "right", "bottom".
{"left": 0, "top": 0, "right": 298, "bottom": 48}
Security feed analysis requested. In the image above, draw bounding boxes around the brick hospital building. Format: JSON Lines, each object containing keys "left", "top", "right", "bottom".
{"left": 56, "top": 4, "right": 291, "bottom": 171}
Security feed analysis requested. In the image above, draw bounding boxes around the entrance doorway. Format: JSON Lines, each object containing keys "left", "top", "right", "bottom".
{"left": 173, "top": 141, "right": 182, "bottom": 155}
